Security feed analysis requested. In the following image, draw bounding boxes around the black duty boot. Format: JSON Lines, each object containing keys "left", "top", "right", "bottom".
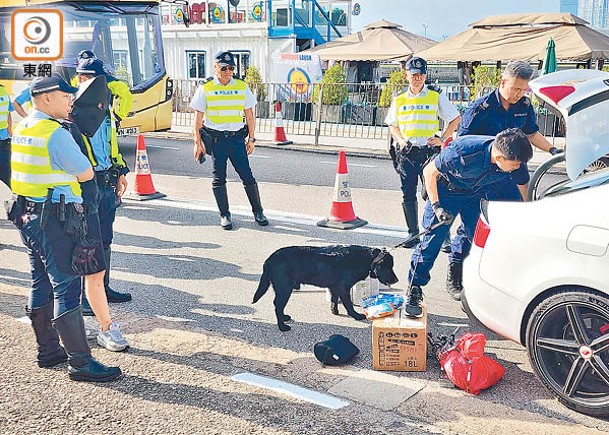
{"left": 440, "top": 233, "right": 452, "bottom": 253}
{"left": 52, "top": 306, "right": 122, "bottom": 382}
{"left": 404, "top": 285, "right": 424, "bottom": 318}
{"left": 402, "top": 201, "right": 420, "bottom": 248}
{"left": 26, "top": 302, "right": 67, "bottom": 368}
{"left": 212, "top": 185, "right": 233, "bottom": 230}
{"left": 104, "top": 248, "right": 132, "bottom": 303}
{"left": 446, "top": 262, "right": 463, "bottom": 301}
{"left": 244, "top": 183, "right": 268, "bottom": 226}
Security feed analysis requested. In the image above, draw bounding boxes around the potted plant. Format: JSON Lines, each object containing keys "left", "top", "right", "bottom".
{"left": 312, "top": 63, "right": 348, "bottom": 123}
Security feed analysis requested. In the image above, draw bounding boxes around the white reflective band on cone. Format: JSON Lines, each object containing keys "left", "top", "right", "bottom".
{"left": 332, "top": 173, "right": 352, "bottom": 202}
{"left": 135, "top": 149, "right": 151, "bottom": 175}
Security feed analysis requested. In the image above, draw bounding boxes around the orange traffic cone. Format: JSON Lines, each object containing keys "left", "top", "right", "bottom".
{"left": 273, "top": 102, "right": 293, "bottom": 145}
{"left": 317, "top": 151, "right": 367, "bottom": 230}
{"left": 128, "top": 134, "right": 166, "bottom": 201}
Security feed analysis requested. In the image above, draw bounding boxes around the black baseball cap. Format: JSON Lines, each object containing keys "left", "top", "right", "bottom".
{"left": 405, "top": 57, "right": 427, "bottom": 74}
{"left": 30, "top": 73, "right": 78, "bottom": 96}
{"left": 215, "top": 51, "right": 236, "bottom": 67}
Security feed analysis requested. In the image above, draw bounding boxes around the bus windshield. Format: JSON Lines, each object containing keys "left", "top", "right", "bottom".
{"left": 0, "top": 2, "right": 165, "bottom": 91}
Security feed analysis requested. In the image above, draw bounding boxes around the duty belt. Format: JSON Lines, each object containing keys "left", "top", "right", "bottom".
{"left": 204, "top": 127, "right": 245, "bottom": 138}
{"left": 437, "top": 176, "right": 470, "bottom": 193}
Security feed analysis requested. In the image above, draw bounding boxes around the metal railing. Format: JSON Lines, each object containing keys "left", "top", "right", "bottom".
{"left": 172, "top": 80, "right": 563, "bottom": 143}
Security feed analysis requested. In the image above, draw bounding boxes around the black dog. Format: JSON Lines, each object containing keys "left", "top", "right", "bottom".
{"left": 252, "top": 245, "right": 399, "bottom": 331}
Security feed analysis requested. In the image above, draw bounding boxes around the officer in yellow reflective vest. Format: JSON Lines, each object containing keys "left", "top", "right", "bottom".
{"left": 71, "top": 50, "right": 134, "bottom": 125}
{"left": 385, "top": 57, "right": 461, "bottom": 248}
{"left": 0, "top": 83, "right": 13, "bottom": 187}
{"left": 76, "top": 58, "right": 132, "bottom": 305}
{"left": 191, "top": 51, "right": 268, "bottom": 230}
{"left": 9, "top": 73, "right": 121, "bottom": 381}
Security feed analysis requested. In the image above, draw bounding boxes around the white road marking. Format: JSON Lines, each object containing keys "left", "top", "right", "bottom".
{"left": 249, "top": 155, "right": 271, "bottom": 159}
{"left": 232, "top": 372, "right": 349, "bottom": 410}
{"left": 16, "top": 316, "right": 31, "bottom": 325}
{"left": 321, "top": 161, "right": 377, "bottom": 168}
{"left": 146, "top": 145, "right": 180, "bottom": 150}
{"left": 128, "top": 196, "right": 409, "bottom": 241}
{"left": 156, "top": 315, "right": 195, "bottom": 323}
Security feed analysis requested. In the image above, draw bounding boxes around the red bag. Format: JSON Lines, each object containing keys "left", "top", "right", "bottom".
{"left": 439, "top": 333, "right": 505, "bottom": 395}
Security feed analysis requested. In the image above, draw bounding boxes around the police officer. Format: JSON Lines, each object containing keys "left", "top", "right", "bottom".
{"left": 404, "top": 128, "right": 533, "bottom": 317}
{"left": 0, "top": 83, "right": 13, "bottom": 187}
{"left": 76, "top": 58, "right": 132, "bottom": 304}
{"left": 190, "top": 51, "right": 268, "bottom": 230}
{"left": 446, "top": 61, "right": 562, "bottom": 299}
{"left": 385, "top": 57, "right": 461, "bottom": 248}
{"left": 71, "top": 50, "right": 134, "bottom": 125}
{"left": 9, "top": 73, "right": 121, "bottom": 381}
{"left": 12, "top": 85, "right": 30, "bottom": 119}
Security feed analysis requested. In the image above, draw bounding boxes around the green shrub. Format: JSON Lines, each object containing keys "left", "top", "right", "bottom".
{"left": 244, "top": 65, "right": 266, "bottom": 101}
{"left": 470, "top": 65, "right": 501, "bottom": 100}
{"left": 379, "top": 70, "right": 408, "bottom": 108}
{"left": 312, "top": 64, "right": 348, "bottom": 105}
{"left": 114, "top": 65, "right": 132, "bottom": 87}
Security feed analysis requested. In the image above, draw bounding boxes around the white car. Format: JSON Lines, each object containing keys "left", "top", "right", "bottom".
{"left": 462, "top": 69, "right": 609, "bottom": 417}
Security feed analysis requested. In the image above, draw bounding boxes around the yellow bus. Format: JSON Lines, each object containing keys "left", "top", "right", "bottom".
{"left": 0, "top": 0, "right": 175, "bottom": 133}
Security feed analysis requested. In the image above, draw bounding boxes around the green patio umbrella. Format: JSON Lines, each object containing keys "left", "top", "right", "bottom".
{"left": 541, "top": 38, "right": 557, "bottom": 75}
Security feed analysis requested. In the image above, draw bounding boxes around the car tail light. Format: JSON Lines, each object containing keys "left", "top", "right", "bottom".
{"left": 473, "top": 217, "right": 491, "bottom": 248}
{"left": 538, "top": 85, "right": 575, "bottom": 104}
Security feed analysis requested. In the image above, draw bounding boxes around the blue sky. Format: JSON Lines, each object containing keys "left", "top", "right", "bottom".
{"left": 351, "top": 0, "right": 560, "bottom": 40}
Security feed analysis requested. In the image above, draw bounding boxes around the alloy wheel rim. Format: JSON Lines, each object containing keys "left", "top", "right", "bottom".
{"left": 534, "top": 301, "right": 609, "bottom": 404}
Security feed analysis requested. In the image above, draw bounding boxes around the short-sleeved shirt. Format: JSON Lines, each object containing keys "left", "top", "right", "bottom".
{"left": 89, "top": 116, "right": 113, "bottom": 171}
{"left": 384, "top": 85, "right": 460, "bottom": 147}
{"left": 458, "top": 89, "right": 539, "bottom": 137}
{"left": 190, "top": 77, "right": 256, "bottom": 132}
{"left": 22, "top": 110, "right": 91, "bottom": 204}
{"left": 14, "top": 86, "right": 32, "bottom": 107}
{"left": 0, "top": 87, "right": 14, "bottom": 140}
{"left": 435, "top": 135, "right": 530, "bottom": 194}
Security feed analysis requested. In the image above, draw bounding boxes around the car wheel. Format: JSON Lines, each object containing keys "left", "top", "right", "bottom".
{"left": 526, "top": 289, "right": 609, "bottom": 416}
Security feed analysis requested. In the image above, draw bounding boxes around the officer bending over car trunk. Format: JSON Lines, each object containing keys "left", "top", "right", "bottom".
{"left": 404, "top": 128, "right": 533, "bottom": 317}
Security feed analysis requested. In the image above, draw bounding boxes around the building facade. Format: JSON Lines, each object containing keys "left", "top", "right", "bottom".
{"left": 160, "top": 0, "right": 352, "bottom": 81}
{"left": 561, "top": 0, "right": 609, "bottom": 33}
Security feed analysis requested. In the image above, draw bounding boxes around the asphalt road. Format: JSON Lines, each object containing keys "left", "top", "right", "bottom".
{"left": 119, "top": 136, "right": 568, "bottom": 194}
{"left": 1, "top": 139, "right": 598, "bottom": 435}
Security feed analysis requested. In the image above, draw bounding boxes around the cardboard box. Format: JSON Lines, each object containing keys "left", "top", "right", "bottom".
{"left": 372, "top": 305, "right": 427, "bottom": 371}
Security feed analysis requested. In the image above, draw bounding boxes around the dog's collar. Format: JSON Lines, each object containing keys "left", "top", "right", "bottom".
{"left": 371, "top": 249, "right": 387, "bottom": 268}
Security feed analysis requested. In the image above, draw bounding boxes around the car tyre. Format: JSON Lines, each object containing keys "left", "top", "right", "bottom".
{"left": 526, "top": 288, "right": 609, "bottom": 417}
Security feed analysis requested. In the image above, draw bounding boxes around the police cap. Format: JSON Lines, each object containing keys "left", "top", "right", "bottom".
{"left": 78, "top": 50, "right": 97, "bottom": 60}
{"left": 214, "top": 51, "right": 236, "bottom": 67}
{"left": 76, "top": 58, "right": 106, "bottom": 77}
{"left": 30, "top": 73, "right": 78, "bottom": 96}
{"left": 405, "top": 56, "right": 427, "bottom": 75}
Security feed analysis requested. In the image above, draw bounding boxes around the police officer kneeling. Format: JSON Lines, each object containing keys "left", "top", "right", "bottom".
{"left": 404, "top": 128, "right": 533, "bottom": 317}
{"left": 191, "top": 51, "right": 267, "bottom": 230}
{"left": 8, "top": 74, "right": 121, "bottom": 381}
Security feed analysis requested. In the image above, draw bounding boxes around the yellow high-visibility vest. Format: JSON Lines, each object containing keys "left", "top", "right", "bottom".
{"left": 395, "top": 89, "right": 440, "bottom": 140}
{"left": 202, "top": 79, "right": 247, "bottom": 124}
{"left": 0, "top": 85, "right": 10, "bottom": 131}
{"left": 10, "top": 119, "right": 81, "bottom": 197}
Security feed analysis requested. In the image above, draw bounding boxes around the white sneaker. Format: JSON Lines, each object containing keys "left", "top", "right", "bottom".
{"left": 97, "top": 322, "right": 129, "bottom": 352}
{"left": 84, "top": 317, "right": 100, "bottom": 340}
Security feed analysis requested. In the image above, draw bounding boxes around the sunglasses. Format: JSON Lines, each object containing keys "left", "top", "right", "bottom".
{"left": 220, "top": 66, "right": 235, "bottom": 72}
